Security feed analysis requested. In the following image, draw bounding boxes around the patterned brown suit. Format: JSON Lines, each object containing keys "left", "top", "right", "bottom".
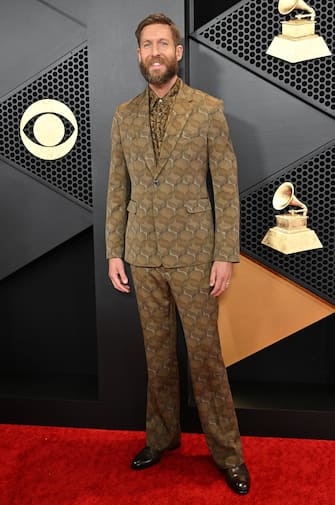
{"left": 106, "top": 81, "right": 244, "bottom": 469}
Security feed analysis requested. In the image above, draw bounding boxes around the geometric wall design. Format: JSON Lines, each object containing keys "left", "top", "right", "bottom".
{"left": 240, "top": 140, "right": 335, "bottom": 305}
{"left": 0, "top": 0, "right": 333, "bottom": 436}
{"left": 0, "top": 43, "right": 92, "bottom": 208}
{"left": 192, "top": 0, "right": 334, "bottom": 117}
{"left": 190, "top": 1, "right": 334, "bottom": 382}
{"left": 219, "top": 254, "right": 335, "bottom": 366}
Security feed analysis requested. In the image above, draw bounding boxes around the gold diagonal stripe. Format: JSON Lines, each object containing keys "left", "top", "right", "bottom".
{"left": 218, "top": 254, "right": 335, "bottom": 366}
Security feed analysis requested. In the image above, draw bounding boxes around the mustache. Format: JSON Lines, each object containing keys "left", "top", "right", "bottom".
{"left": 147, "top": 56, "right": 166, "bottom": 65}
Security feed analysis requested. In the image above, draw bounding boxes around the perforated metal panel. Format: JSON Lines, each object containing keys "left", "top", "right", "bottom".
{"left": 0, "top": 44, "right": 92, "bottom": 207}
{"left": 240, "top": 140, "right": 335, "bottom": 304}
{"left": 192, "top": 0, "right": 334, "bottom": 117}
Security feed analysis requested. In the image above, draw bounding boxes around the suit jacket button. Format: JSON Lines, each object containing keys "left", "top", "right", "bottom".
{"left": 153, "top": 179, "right": 160, "bottom": 186}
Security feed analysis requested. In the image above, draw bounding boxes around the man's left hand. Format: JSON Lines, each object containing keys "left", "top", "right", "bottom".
{"left": 209, "top": 261, "right": 233, "bottom": 297}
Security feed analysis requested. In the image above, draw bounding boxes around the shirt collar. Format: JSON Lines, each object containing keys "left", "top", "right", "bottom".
{"left": 149, "top": 77, "right": 181, "bottom": 109}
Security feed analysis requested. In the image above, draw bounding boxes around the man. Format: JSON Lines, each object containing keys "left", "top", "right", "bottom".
{"left": 106, "top": 13, "right": 250, "bottom": 495}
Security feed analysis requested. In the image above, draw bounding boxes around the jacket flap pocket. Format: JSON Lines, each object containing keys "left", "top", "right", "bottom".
{"left": 184, "top": 199, "right": 211, "bottom": 213}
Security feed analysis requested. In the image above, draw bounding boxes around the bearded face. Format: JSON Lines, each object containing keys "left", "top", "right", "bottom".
{"left": 137, "top": 24, "right": 183, "bottom": 88}
{"left": 139, "top": 54, "right": 179, "bottom": 86}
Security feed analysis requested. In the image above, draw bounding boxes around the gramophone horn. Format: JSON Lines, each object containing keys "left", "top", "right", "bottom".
{"left": 273, "top": 181, "right": 294, "bottom": 209}
{"left": 278, "top": 0, "right": 315, "bottom": 17}
{"left": 272, "top": 182, "right": 307, "bottom": 214}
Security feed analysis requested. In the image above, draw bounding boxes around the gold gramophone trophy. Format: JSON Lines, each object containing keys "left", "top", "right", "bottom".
{"left": 266, "top": 0, "right": 331, "bottom": 63}
{"left": 261, "top": 182, "right": 323, "bottom": 254}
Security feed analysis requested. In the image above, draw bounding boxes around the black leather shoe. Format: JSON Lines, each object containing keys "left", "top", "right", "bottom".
{"left": 131, "top": 446, "right": 162, "bottom": 470}
{"left": 223, "top": 463, "right": 250, "bottom": 495}
{"left": 131, "top": 442, "right": 180, "bottom": 470}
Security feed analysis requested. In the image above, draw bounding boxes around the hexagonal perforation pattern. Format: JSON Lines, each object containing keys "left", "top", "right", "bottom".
{"left": 192, "top": 0, "right": 334, "bottom": 117}
{"left": 0, "top": 44, "right": 92, "bottom": 207}
{"left": 240, "top": 141, "right": 335, "bottom": 304}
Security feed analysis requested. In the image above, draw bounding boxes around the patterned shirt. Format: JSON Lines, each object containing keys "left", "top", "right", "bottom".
{"left": 149, "top": 78, "right": 181, "bottom": 161}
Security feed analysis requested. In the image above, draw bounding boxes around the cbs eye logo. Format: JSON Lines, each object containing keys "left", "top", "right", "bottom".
{"left": 20, "top": 99, "right": 78, "bottom": 160}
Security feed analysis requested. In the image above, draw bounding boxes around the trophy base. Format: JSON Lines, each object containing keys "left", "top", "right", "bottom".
{"left": 266, "top": 34, "right": 331, "bottom": 63}
{"left": 261, "top": 226, "right": 323, "bottom": 254}
{"left": 275, "top": 214, "right": 307, "bottom": 230}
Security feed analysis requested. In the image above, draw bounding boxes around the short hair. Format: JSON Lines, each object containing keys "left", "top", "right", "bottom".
{"left": 135, "top": 13, "right": 182, "bottom": 47}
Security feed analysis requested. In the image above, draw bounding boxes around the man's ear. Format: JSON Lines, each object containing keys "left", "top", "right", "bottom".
{"left": 137, "top": 47, "right": 141, "bottom": 63}
{"left": 176, "top": 44, "right": 183, "bottom": 62}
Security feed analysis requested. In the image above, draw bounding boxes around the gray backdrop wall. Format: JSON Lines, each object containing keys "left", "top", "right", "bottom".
{"left": 0, "top": 0, "right": 334, "bottom": 437}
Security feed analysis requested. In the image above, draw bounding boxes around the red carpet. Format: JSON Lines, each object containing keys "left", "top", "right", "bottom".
{"left": 0, "top": 424, "right": 334, "bottom": 505}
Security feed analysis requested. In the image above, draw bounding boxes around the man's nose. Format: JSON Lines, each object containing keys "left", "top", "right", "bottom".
{"left": 151, "top": 43, "right": 160, "bottom": 56}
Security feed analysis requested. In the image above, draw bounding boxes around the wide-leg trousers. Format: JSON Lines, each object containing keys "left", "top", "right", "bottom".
{"left": 130, "top": 263, "right": 244, "bottom": 469}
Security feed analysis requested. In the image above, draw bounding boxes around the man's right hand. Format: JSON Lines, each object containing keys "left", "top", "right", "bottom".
{"left": 108, "top": 258, "right": 130, "bottom": 293}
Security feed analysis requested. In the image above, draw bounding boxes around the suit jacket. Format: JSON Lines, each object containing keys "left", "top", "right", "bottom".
{"left": 106, "top": 80, "right": 240, "bottom": 268}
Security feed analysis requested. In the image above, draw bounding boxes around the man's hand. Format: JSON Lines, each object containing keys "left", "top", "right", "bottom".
{"left": 209, "top": 261, "right": 233, "bottom": 297}
{"left": 108, "top": 258, "right": 130, "bottom": 293}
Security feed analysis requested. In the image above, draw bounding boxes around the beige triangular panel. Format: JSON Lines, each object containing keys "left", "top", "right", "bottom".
{"left": 218, "top": 255, "right": 335, "bottom": 366}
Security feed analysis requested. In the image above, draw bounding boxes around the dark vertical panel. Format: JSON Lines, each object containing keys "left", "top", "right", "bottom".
{"left": 0, "top": 228, "right": 98, "bottom": 401}
{"left": 193, "top": 0, "right": 240, "bottom": 29}
{"left": 0, "top": 0, "right": 97, "bottom": 408}
{"left": 189, "top": 1, "right": 335, "bottom": 425}
{"left": 88, "top": 0, "right": 185, "bottom": 427}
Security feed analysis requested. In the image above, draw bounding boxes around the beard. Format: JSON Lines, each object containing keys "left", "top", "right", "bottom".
{"left": 139, "top": 56, "right": 178, "bottom": 86}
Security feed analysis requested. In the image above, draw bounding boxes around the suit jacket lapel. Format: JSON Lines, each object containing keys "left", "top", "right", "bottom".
{"left": 155, "top": 82, "right": 194, "bottom": 177}
{"left": 135, "top": 88, "right": 156, "bottom": 175}
{"left": 134, "top": 82, "right": 194, "bottom": 177}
